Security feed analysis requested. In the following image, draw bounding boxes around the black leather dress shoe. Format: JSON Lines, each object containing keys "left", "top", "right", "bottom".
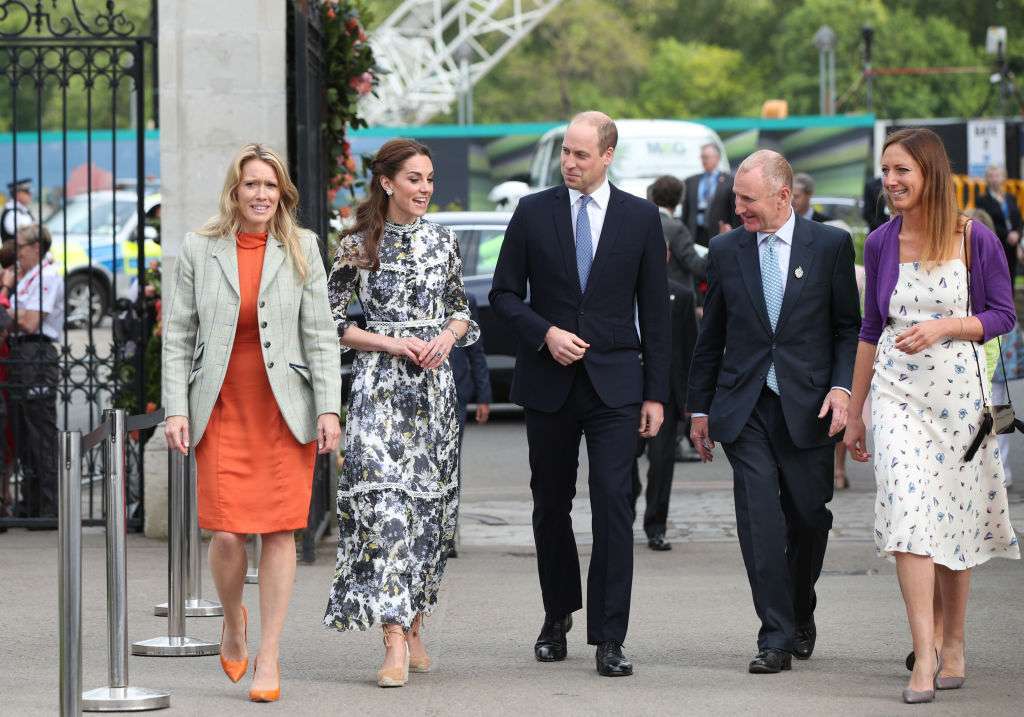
{"left": 534, "top": 614, "right": 572, "bottom": 662}
{"left": 595, "top": 641, "right": 633, "bottom": 677}
{"left": 793, "top": 620, "right": 816, "bottom": 660}
{"left": 748, "top": 648, "right": 792, "bottom": 674}
{"left": 647, "top": 535, "right": 672, "bottom": 551}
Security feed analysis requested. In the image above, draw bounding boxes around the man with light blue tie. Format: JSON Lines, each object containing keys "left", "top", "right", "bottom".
{"left": 490, "top": 111, "right": 670, "bottom": 677}
{"left": 682, "top": 143, "right": 738, "bottom": 247}
{"left": 687, "top": 150, "right": 861, "bottom": 675}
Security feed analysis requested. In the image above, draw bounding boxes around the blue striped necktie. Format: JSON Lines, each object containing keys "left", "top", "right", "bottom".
{"left": 760, "top": 234, "right": 784, "bottom": 393}
{"left": 575, "top": 194, "right": 593, "bottom": 290}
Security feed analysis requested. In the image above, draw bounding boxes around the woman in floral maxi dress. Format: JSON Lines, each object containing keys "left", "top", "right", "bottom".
{"left": 323, "top": 139, "right": 479, "bottom": 687}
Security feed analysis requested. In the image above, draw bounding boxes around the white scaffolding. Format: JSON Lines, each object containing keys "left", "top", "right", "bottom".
{"left": 362, "top": 0, "right": 563, "bottom": 125}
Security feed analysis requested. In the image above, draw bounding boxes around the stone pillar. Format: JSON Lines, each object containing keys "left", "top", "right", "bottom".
{"left": 149, "top": 1, "right": 288, "bottom": 537}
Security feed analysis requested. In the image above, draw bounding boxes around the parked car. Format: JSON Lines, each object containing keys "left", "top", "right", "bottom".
{"left": 44, "top": 190, "right": 162, "bottom": 326}
{"left": 340, "top": 211, "right": 516, "bottom": 402}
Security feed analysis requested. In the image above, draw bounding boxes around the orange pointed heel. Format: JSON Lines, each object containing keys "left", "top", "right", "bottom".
{"left": 249, "top": 656, "right": 281, "bottom": 703}
{"left": 219, "top": 605, "right": 248, "bottom": 683}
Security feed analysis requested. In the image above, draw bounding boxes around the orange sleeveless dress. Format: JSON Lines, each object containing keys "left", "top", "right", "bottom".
{"left": 195, "top": 232, "right": 316, "bottom": 533}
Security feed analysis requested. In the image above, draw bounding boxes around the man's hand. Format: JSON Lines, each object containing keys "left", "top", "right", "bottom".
{"left": 718, "top": 221, "right": 733, "bottom": 235}
{"left": 544, "top": 326, "right": 590, "bottom": 366}
{"left": 638, "top": 400, "right": 664, "bottom": 438}
{"left": 689, "top": 415, "right": 714, "bottom": 462}
{"left": 475, "top": 403, "right": 490, "bottom": 423}
{"left": 1009, "top": 229, "right": 1020, "bottom": 247}
{"left": 818, "top": 388, "right": 850, "bottom": 437}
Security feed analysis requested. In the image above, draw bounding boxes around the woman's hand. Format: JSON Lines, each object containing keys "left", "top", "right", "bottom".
{"left": 894, "top": 318, "right": 954, "bottom": 355}
{"left": 165, "top": 415, "right": 190, "bottom": 455}
{"left": 386, "top": 336, "right": 428, "bottom": 363}
{"left": 316, "top": 413, "right": 341, "bottom": 455}
{"left": 417, "top": 330, "right": 457, "bottom": 370}
{"left": 843, "top": 415, "right": 870, "bottom": 462}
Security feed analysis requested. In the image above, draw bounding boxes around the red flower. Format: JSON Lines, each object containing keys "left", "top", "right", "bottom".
{"left": 327, "top": 7, "right": 335, "bottom": 19}
{"left": 340, "top": 206, "right": 352, "bottom": 219}
{"left": 344, "top": 156, "right": 356, "bottom": 172}
{"left": 346, "top": 17, "right": 359, "bottom": 32}
{"left": 349, "top": 71, "right": 373, "bottom": 95}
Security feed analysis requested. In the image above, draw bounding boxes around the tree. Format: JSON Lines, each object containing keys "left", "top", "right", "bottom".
{"left": 472, "top": 0, "right": 652, "bottom": 122}
{"left": 639, "top": 39, "right": 762, "bottom": 117}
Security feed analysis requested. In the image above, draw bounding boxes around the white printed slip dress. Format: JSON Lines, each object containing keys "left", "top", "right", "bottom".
{"left": 871, "top": 258, "right": 1019, "bottom": 569}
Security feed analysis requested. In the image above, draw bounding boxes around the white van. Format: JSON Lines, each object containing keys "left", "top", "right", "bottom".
{"left": 529, "top": 119, "right": 729, "bottom": 199}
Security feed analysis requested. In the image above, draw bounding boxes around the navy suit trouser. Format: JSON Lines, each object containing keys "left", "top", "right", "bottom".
{"left": 722, "top": 386, "right": 834, "bottom": 653}
{"left": 525, "top": 365, "right": 640, "bottom": 645}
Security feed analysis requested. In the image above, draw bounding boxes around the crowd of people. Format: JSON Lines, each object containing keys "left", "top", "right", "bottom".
{"left": 2, "top": 108, "right": 1018, "bottom": 706}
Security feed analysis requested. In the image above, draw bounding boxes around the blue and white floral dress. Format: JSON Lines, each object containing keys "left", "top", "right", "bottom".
{"left": 323, "top": 218, "right": 480, "bottom": 631}
{"left": 871, "top": 259, "right": 1019, "bottom": 569}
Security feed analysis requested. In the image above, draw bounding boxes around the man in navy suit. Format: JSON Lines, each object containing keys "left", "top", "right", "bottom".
{"left": 688, "top": 150, "right": 860, "bottom": 674}
{"left": 490, "top": 111, "right": 670, "bottom": 677}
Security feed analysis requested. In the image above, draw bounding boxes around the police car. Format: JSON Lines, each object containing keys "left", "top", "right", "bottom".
{"left": 43, "top": 190, "right": 162, "bottom": 326}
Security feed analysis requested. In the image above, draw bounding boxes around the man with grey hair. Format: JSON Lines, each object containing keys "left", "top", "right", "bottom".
{"left": 491, "top": 110, "right": 670, "bottom": 677}
{"left": 687, "top": 149, "right": 860, "bottom": 674}
{"left": 791, "top": 172, "right": 830, "bottom": 223}
{"left": 682, "top": 143, "right": 738, "bottom": 247}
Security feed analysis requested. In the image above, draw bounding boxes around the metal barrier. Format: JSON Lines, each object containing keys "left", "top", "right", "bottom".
{"left": 76, "top": 409, "right": 171, "bottom": 712}
{"left": 59, "top": 431, "right": 83, "bottom": 717}
{"left": 154, "top": 455, "right": 222, "bottom": 618}
{"left": 245, "top": 535, "right": 261, "bottom": 584}
{"left": 132, "top": 449, "right": 219, "bottom": 657}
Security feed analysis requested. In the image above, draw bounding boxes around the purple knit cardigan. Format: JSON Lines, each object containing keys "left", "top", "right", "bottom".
{"left": 859, "top": 216, "right": 1017, "bottom": 345}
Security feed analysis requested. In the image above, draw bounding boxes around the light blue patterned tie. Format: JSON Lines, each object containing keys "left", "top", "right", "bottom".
{"left": 760, "top": 234, "right": 784, "bottom": 394}
{"left": 575, "top": 195, "right": 594, "bottom": 290}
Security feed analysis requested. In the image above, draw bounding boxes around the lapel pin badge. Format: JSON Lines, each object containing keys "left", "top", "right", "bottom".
{"left": 794, "top": 266, "right": 804, "bottom": 279}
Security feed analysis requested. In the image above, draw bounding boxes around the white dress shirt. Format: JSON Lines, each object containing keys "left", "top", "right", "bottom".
{"left": 12, "top": 260, "right": 64, "bottom": 341}
{"left": 757, "top": 208, "right": 795, "bottom": 291}
{"left": 568, "top": 179, "right": 611, "bottom": 255}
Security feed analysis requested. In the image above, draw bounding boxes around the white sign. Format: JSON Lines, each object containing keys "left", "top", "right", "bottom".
{"left": 967, "top": 119, "right": 1005, "bottom": 177}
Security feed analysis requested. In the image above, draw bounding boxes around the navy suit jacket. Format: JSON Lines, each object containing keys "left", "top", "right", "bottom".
{"left": 489, "top": 183, "right": 670, "bottom": 412}
{"left": 451, "top": 295, "right": 492, "bottom": 407}
{"left": 686, "top": 216, "right": 861, "bottom": 448}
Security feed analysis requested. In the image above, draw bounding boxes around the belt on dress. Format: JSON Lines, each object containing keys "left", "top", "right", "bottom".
{"left": 365, "top": 318, "right": 445, "bottom": 329}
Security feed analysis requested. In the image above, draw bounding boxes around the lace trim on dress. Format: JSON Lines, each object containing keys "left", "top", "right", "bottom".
{"left": 337, "top": 481, "right": 459, "bottom": 500}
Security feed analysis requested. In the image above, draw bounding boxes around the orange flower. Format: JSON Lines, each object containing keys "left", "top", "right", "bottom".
{"left": 146, "top": 401, "right": 157, "bottom": 413}
{"left": 344, "top": 156, "right": 356, "bottom": 172}
{"left": 340, "top": 206, "right": 352, "bottom": 219}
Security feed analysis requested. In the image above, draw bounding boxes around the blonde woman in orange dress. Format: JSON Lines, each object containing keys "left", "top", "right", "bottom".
{"left": 162, "top": 144, "right": 341, "bottom": 703}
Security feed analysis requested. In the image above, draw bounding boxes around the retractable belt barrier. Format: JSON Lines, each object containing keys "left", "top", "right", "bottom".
{"left": 59, "top": 408, "right": 173, "bottom": 713}
{"left": 60, "top": 407, "right": 225, "bottom": 715}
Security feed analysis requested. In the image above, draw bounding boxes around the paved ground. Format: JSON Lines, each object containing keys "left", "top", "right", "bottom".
{"left": 2, "top": 411, "right": 1023, "bottom": 715}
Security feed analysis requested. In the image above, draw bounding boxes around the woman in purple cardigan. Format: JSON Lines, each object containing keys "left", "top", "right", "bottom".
{"left": 844, "top": 128, "right": 1019, "bottom": 704}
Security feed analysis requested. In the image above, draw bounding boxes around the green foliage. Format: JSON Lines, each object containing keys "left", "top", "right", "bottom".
{"left": 639, "top": 40, "right": 762, "bottom": 117}
{"left": 0, "top": 0, "right": 157, "bottom": 132}
{"left": 457, "top": 0, "right": 1024, "bottom": 122}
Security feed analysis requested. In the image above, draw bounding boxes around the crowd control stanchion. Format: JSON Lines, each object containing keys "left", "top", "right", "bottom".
{"left": 155, "top": 455, "right": 222, "bottom": 618}
{"left": 82, "top": 409, "right": 170, "bottom": 711}
{"left": 245, "top": 535, "right": 260, "bottom": 584}
{"left": 133, "top": 445, "right": 219, "bottom": 658}
{"left": 59, "top": 430, "right": 83, "bottom": 717}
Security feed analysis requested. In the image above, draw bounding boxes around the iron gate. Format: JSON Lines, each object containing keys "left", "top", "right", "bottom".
{"left": 0, "top": 0, "right": 158, "bottom": 530}
{"left": 287, "top": 0, "right": 333, "bottom": 561}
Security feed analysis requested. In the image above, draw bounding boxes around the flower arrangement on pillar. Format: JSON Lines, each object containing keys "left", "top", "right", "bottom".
{"left": 322, "top": 0, "right": 377, "bottom": 224}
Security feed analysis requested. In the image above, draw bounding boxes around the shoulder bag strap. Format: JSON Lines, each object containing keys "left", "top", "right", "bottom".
{"left": 963, "top": 220, "right": 991, "bottom": 407}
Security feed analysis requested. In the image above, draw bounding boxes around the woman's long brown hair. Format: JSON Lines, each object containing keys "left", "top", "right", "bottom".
{"left": 344, "top": 138, "right": 432, "bottom": 270}
{"left": 883, "top": 128, "right": 961, "bottom": 265}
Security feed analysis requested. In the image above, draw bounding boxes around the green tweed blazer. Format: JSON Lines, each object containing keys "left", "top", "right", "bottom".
{"left": 161, "top": 231, "right": 342, "bottom": 446}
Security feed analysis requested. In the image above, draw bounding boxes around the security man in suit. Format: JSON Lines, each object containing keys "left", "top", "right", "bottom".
{"left": 792, "top": 173, "right": 830, "bottom": 223}
{"left": 1, "top": 179, "right": 35, "bottom": 244}
{"left": 682, "top": 144, "right": 738, "bottom": 247}
{"left": 688, "top": 150, "right": 860, "bottom": 674}
{"left": 449, "top": 294, "right": 491, "bottom": 558}
{"left": 490, "top": 111, "right": 669, "bottom": 677}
